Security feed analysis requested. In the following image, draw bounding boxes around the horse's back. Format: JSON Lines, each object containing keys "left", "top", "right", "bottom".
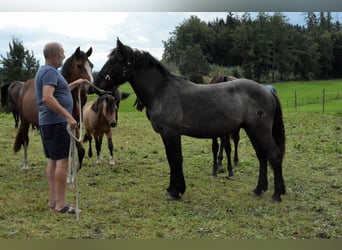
{"left": 82, "top": 101, "right": 96, "bottom": 130}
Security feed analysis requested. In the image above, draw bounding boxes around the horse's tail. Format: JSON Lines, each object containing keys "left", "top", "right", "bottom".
{"left": 272, "top": 92, "right": 285, "bottom": 159}
{"left": 1, "top": 83, "right": 10, "bottom": 107}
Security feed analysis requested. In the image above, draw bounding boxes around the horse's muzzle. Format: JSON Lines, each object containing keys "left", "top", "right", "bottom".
{"left": 110, "top": 122, "right": 117, "bottom": 127}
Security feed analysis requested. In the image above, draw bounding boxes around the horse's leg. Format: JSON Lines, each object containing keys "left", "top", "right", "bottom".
{"left": 76, "top": 141, "right": 85, "bottom": 170}
{"left": 232, "top": 129, "right": 240, "bottom": 167}
{"left": 15, "top": 111, "right": 19, "bottom": 129}
{"left": 244, "top": 128, "right": 268, "bottom": 196}
{"left": 12, "top": 109, "right": 19, "bottom": 128}
{"left": 212, "top": 138, "right": 219, "bottom": 177}
{"left": 245, "top": 127, "right": 286, "bottom": 201}
{"left": 106, "top": 130, "right": 115, "bottom": 166}
{"left": 269, "top": 147, "right": 286, "bottom": 202}
{"left": 222, "top": 135, "right": 234, "bottom": 179}
{"left": 83, "top": 133, "right": 93, "bottom": 158}
{"left": 23, "top": 141, "right": 29, "bottom": 171}
{"left": 95, "top": 135, "right": 103, "bottom": 164}
{"left": 14, "top": 119, "right": 30, "bottom": 170}
{"left": 161, "top": 135, "right": 185, "bottom": 200}
{"left": 217, "top": 137, "right": 225, "bottom": 173}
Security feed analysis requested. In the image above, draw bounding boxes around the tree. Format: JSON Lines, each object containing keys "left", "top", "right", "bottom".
{"left": 178, "top": 44, "right": 210, "bottom": 83}
{"left": 231, "top": 13, "right": 255, "bottom": 79}
{"left": 331, "top": 30, "right": 342, "bottom": 77}
{"left": 0, "top": 37, "right": 40, "bottom": 84}
{"left": 162, "top": 15, "right": 214, "bottom": 66}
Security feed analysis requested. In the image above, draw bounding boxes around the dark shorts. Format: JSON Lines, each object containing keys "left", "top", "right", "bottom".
{"left": 39, "top": 122, "right": 70, "bottom": 160}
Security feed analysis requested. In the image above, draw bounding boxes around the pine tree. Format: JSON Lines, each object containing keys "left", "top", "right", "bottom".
{"left": 0, "top": 37, "right": 40, "bottom": 83}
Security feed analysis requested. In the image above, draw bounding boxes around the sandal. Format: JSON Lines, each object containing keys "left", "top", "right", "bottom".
{"left": 56, "top": 204, "right": 80, "bottom": 214}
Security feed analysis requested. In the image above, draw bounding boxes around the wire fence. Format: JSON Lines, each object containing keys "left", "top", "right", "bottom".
{"left": 282, "top": 89, "right": 342, "bottom": 113}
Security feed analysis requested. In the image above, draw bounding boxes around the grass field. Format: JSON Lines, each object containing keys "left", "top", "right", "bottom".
{"left": 270, "top": 79, "right": 342, "bottom": 114}
{"left": 0, "top": 80, "right": 341, "bottom": 239}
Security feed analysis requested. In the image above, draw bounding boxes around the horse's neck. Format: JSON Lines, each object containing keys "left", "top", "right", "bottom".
{"left": 129, "top": 68, "right": 165, "bottom": 109}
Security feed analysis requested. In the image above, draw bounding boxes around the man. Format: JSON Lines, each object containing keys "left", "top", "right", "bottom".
{"left": 34, "top": 42, "right": 88, "bottom": 214}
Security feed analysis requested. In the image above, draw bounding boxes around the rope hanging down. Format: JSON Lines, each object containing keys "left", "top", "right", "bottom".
{"left": 66, "top": 81, "right": 110, "bottom": 221}
{"left": 66, "top": 86, "right": 82, "bottom": 221}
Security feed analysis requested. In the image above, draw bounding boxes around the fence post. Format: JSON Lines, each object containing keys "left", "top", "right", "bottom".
{"left": 322, "top": 88, "right": 325, "bottom": 113}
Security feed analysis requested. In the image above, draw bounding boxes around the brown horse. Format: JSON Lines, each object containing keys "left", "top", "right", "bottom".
{"left": 209, "top": 75, "right": 240, "bottom": 178}
{"left": 83, "top": 92, "right": 129, "bottom": 166}
{"left": 14, "top": 47, "right": 93, "bottom": 170}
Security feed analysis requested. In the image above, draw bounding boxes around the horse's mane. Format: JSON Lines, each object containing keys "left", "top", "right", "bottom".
{"left": 110, "top": 45, "right": 171, "bottom": 76}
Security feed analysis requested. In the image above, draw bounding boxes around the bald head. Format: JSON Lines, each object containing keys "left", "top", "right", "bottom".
{"left": 43, "top": 42, "right": 63, "bottom": 59}
{"left": 43, "top": 42, "right": 65, "bottom": 68}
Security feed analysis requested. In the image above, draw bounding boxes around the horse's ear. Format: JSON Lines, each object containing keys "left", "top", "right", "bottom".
{"left": 117, "top": 37, "right": 122, "bottom": 47}
{"left": 117, "top": 38, "right": 125, "bottom": 55}
{"left": 75, "top": 47, "right": 81, "bottom": 57}
{"left": 86, "top": 47, "right": 93, "bottom": 57}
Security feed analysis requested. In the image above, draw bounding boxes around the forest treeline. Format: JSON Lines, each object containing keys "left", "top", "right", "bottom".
{"left": 162, "top": 12, "right": 342, "bottom": 83}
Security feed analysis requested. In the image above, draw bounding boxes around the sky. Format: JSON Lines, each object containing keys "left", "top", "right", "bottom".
{"left": 0, "top": 12, "right": 341, "bottom": 71}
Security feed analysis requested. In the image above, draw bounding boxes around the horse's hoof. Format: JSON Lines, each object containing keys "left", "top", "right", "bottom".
{"left": 109, "top": 161, "right": 115, "bottom": 166}
{"left": 165, "top": 190, "right": 181, "bottom": 201}
{"left": 22, "top": 167, "right": 29, "bottom": 173}
{"left": 272, "top": 194, "right": 282, "bottom": 202}
{"left": 253, "top": 189, "right": 263, "bottom": 197}
{"left": 227, "top": 175, "right": 235, "bottom": 180}
{"left": 218, "top": 168, "right": 224, "bottom": 173}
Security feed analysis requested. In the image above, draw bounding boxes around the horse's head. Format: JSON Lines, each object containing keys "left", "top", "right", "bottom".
{"left": 95, "top": 38, "right": 132, "bottom": 91}
{"left": 92, "top": 94, "right": 118, "bottom": 127}
{"left": 92, "top": 90, "right": 130, "bottom": 128}
{"left": 62, "top": 47, "right": 94, "bottom": 83}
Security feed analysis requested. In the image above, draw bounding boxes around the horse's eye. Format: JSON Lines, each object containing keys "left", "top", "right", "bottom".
{"left": 105, "top": 75, "right": 111, "bottom": 81}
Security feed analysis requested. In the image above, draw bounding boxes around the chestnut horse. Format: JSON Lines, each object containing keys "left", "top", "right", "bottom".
{"left": 14, "top": 47, "right": 93, "bottom": 170}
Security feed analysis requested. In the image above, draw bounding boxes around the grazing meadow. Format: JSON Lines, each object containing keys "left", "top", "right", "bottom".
{"left": 0, "top": 80, "right": 341, "bottom": 239}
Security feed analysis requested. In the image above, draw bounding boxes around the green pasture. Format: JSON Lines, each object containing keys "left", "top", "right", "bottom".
{"left": 269, "top": 79, "right": 342, "bottom": 114}
{"left": 0, "top": 80, "right": 341, "bottom": 239}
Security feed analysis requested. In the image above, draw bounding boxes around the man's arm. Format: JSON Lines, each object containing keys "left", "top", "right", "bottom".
{"left": 42, "top": 85, "right": 77, "bottom": 129}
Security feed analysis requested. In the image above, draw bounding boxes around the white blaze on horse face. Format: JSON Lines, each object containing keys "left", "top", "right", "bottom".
{"left": 85, "top": 60, "right": 94, "bottom": 82}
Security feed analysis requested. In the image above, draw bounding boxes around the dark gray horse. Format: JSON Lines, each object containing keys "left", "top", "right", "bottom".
{"left": 95, "top": 39, "right": 286, "bottom": 202}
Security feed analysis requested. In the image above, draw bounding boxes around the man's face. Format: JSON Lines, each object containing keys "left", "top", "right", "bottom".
{"left": 56, "top": 47, "right": 65, "bottom": 68}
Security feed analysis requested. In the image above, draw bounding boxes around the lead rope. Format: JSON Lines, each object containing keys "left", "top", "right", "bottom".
{"left": 67, "top": 87, "right": 82, "bottom": 221}
{"left": 66, "top": 81, "right": 110, "bottom": 221}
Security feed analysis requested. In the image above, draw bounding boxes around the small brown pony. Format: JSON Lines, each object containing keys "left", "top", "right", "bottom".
{"left": 209, "top": 75, "right": 240, "bottom": 178}
{"left": 14, "top": 47, "right": 93, "bottom": 170}
{"left": 83, "top": 91, "right": 129, "bottom": 166}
